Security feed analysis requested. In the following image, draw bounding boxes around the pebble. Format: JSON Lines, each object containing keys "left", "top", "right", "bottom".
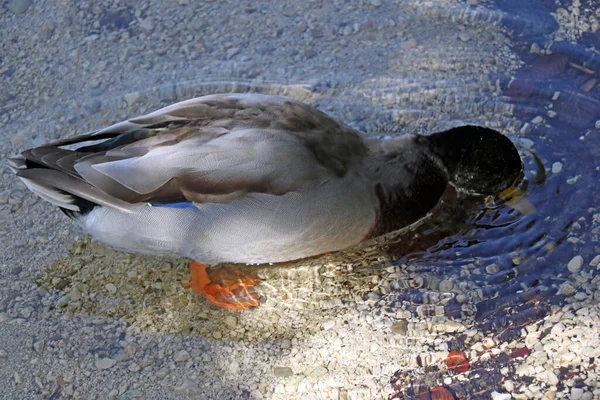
{"left": 223, "top": 315, "right": 237, "bottom": 329}
{"left": 158, "top": 82, "right": 177, "bottom": 101}
{"left": 568, "top": 255, "right": 584, "bottom": 273}
{"left": 401, "top": 39, "right": 418, "bottom": 50}
{"left": 438, "top": 279, "right": 453, "bottom": 291}
{"left": 322, "top": 320, "right": 336, "bottom": 330}
{"left": 173, "top": 350, "right": 190, "bottom": 362}
{"left": 281, "top": 339, "right": 291, "bottom": 349}
{"left": 0, "top": 350, "right": 6, "bottom": 358}
{"left": 595, "top": 120, "right": 600, "bottom": 129}
{"left": 552, "top": 162, "right": 563, "bottom": 174}
{"left": 571, "top": 388, "right": 584, "bottom": 400}
{"left": 124, "top": 92, "right": 142, "bottom": 107}
{"left": 6, "top": 0, "right": 33, "bottom": 14}
{"left": 105, "top": 283, "right": 117, "bottom": 294}
{"left": 458, "top": 32, "right": 471, "bottom": 42}
{"left": 175, "top": 379, "right": 200, "bottom": 395}
{"left": 491, "top": 392, "right": 511, "bottom": 400}
{"left": 33, "top": 340, "right": 44, "bottom": 354}
{"left": 590, "top": 255, "right": 600, "bottom": 267}
{"left": 56, "top": 294, "right": 70, "bottom": 308}
{"left": 226, "top": 47, "right": 240, "bottom": 60}
{"left": 273, "top": 367, "right": 294, "bottom": 377}
{"left": 531, "top": 116, "right": 544, "bottom": 124}
{"left": 128, "top": 362, "right": 141, "bottom": 372}
{"left": 96, "top": 358, "right": 117, "bottom": 370}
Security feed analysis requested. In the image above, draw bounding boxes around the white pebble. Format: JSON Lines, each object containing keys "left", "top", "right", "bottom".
{"left": 551, "top": 162, "right": 563, "bottom": 174}
{"left": 96, "top": 358, "right": 117, "bottom": 370}
{"left": 589, "top": 255, "right": 600, "bottom": 267}
{"left": 571, "top": 388, "right": 584, "bottom": 400}
{"left": 568, "top": 255, "right": 584, "bottom": 273}
{"left": 491, "top": 392, "right": 511, "bottom": 400}
{"left": 173, "top": 350, "right": 190, "bottom": 362}
{"left": 596, "top": 120, "right": 600, "bottom": 129}
{"left": 531, "top": 116, "right": 543, "bottom": 124}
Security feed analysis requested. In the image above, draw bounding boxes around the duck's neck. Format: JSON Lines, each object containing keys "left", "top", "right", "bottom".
{"left": 363, "top": 135, "right": 450, "bottom": 238}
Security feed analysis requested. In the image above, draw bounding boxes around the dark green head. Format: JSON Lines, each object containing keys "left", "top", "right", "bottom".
{"left": 426, "top": 125, "right": 523, "bottom": 195}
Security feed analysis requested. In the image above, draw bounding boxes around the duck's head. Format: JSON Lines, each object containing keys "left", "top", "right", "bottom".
{"left": 426, "top": 125, "right": 523, "bottom": 195}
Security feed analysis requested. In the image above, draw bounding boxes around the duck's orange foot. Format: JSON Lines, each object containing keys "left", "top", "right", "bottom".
{"left": 183, "top": 261, "right": 260, "bottom": 310}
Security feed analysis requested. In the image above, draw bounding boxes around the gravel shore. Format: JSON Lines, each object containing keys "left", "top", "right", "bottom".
{"left": 2, "top": 0, "right": 600, "bottom": 399}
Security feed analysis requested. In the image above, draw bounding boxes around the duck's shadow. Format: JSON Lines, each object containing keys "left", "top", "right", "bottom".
{"left": 34, "top": 180, "right": 553, "bottom": 343}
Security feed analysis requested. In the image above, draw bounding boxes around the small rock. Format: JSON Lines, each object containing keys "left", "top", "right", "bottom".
{"left": 401, "top": 39, "right": 417, "bottom": 50}
{"left": 545, "top": 370, "right": 558, "bottom": 386}
{"left": 551, "top": 162, "right": 562, "bottom": 174}
{"left": 96, "top": 358, "right": 117, "bottom": 370}
{"left": 105, "top": 283, "right": 117, "bottom": 294}
{"left": 158, "top": 82, "right": 177, "bottom": 101}
{"left": 280, "top": 339, "right": 291, "bottom": 349}
{"left": 14, "top": 372, "right": 22, "bottom": 384}
{"left": 595, "top": 120, "right": 600, "bottom": 129}
{"left": 274, "top": 367, "right": 294, "bottom": 377}
{"left": 370, "top": 0, "right": 382, "bottom": 6}
{"left": 173, "top": 350, "right": 190, "bottom": 362}
{"left": 304, "top": 366, "right": 328, "bottom": 377}
{"left": 33, "top": 340, "right": 44, "bottom": 354}
{"left": 568, "top": 255, "right": 583, "bottom": 273}
{"left": 226, "top": 47, "right": 240, "bottom": 59}
{"left": 391, "top": 320, "right": 408, "bottom": 335}
{"left": 531, "top": 116, "right": 543, "bottom": 124}
{"left": 128, "top": 362, "right": 141, "bottom": 372}
{"left": 322, "top": 320, "right": 336, "bottom": 330}
{"left": 491, "top": 392, "right": 511, "bottom": 400}
{"left": 56, "top": 294, "right": 70, "bottom": 308}
{"left": 458, "top": 32, "right": 471, "bottom": 42}
{"left": 6, "top": 0, "right": 33, "bottom": 14}
{"left": 0, "top": 350, "right": 7, "bottom": 358}
{"left": 124, "top": 92, "right": 142, "bottom": 107}
{"left": 547, "top": 110, "right": 557, "bottom": 118}
{"left": 10, "top": 131, "right": 28, "bottom": 147}
{"left": 212, "top": 331, "right": 222, "bottom": 340}
{"left": 571, "top": 388, "right": 584, "bottom": 400}
{"left": 175, "top": 379, "right": 200, "bottom": 395}
{"left": 530, "top": 43, "right": 541, "bottom": 54}
{"left": 589, "top": 255, "right": 600, "bottom": 267}
{"left": 156, "top": 368, "right": 169, "bottom": 378}
{"left": 439, "top": 279, "right": 454, "bottom": 291}
{"left": 223, "top": 315, "right": 237, "bottom": 329}
{"left": 19, "top": 306, "right": 33, "bottom": 319}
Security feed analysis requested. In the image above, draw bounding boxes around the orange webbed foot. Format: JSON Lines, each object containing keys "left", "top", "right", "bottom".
{"left": 184, "top": 261, "right": 260, "bottom": 310}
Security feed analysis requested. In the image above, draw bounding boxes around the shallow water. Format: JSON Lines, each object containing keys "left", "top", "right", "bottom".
{"left": 2, "top": 0, "right": 600, "bottom": 398}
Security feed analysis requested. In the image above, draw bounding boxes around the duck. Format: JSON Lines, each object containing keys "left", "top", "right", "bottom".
{"left": 8, "top": 93, "right": 522, "bottom": 310}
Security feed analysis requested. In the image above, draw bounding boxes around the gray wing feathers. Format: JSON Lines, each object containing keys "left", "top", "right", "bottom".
{"left": 11, "top": 93, "right": 367, "bottom": 210}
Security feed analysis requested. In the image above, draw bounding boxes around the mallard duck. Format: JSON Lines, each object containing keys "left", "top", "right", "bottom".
{"left": 9, "top": 93, "right": 522, "bottom": 309}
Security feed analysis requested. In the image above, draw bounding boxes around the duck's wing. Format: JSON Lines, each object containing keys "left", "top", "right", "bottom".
{"left": 10, "top": 93, "right": 367, "bottom": 212}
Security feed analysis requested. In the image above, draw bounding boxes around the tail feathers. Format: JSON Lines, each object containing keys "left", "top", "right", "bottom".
{"left": 12, "top": 166, "right": 133, "bottom": 216}
{"left": 19, "top": 176, "right": 81, "bottom": 211}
